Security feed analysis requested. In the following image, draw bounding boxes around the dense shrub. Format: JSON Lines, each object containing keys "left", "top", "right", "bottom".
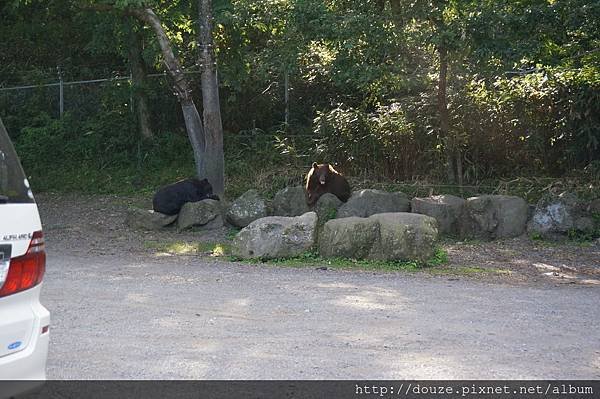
{"left": 14, "top": 112, "right": 196, "bottom": 193}
{"left": 454, "top": 67, "right": 600, "bottom": 178}
{"left": 313, "top": 102, "right": 439, "bottom": 179}
{"left": 2, "top": 0, "right": 599, "bottom": 197}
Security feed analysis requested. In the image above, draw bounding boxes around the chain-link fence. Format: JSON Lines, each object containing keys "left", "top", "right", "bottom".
{"left": 0, "top": 66, "right": 298, "bottom": 137}
{"left": 0, "top": 68, "right": 193, "bottom": 136}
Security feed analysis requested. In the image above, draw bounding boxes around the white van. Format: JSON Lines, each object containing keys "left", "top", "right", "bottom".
{"left": 0, "top": 117, "right": 50, "bottom": 386}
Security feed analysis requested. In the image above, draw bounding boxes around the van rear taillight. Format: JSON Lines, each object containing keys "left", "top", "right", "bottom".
{"left": 0, "top": 231, "right": 46, "bottom": 298}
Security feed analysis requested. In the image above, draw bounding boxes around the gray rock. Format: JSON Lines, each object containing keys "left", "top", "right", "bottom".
{"left": 319, "top": 212, "right": 438, "bottom": 263}
{"left": 318, "top": 217, "right": 380, "bottom": 259}
{"left": 460, "top": 195, "right": 528, "bottom": 240}
{"left": 226, "top": 189, "right": 268, "bottom": 228}
{"left": 587, "top": 198, "right": 600, "bottom": 214}
{"left": 271, "top": 186, "right": 310, "bottom": 217}
{"left": 337, "top": 189, "right": 410, "bottom": 218}
{"left": 411, "top": 195, "right": 465, "bottom": 235}
{"left": 527, "top": 192, "right": 585, "bottom": 236}
{"left": 232, "top": 212, "right": 317, "bottom": 259}
{"left": 177, "top": 199, "right": 223, "bottom": 231}
{"left": 314, "top": 193, "right": 343, "bottom": 227}
{"left": 125, "top": 208, "right": 177, "bottom": 230}
{"left": 575, "top": 217, "right": 595, "bottom": 233}
{"left": 201, "top": 215, "right": 225, "bottom": 230}
{"left": 527, "top": 204, "right": 537, "bottom": 221}
{"left": 370, "top": 213, "right": 438, "bottom": 262}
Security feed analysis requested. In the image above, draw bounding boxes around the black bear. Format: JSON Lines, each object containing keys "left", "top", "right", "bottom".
{"left": 305, "top": 162, "right": 351, "bottom": 206}
{"left": 153, "top": 178, "right": 219, "bottom": 216}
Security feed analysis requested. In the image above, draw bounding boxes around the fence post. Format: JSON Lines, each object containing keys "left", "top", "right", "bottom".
{"left": 57, "top": 66, "right": 64, "bottom": 117}
{"left": 129, "top": 70, "right": 134, "bottom": 115}
{"left": 284, "top": 69, "right": 289, "bottom": 126}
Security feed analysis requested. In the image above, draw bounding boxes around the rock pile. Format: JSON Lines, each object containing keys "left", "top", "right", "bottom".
{"left": 129, "top": 184, "right": 599, "bottom": 261}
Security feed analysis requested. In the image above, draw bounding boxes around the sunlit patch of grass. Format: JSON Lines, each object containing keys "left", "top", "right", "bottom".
{"left": 144, "top": 241, "right": 230, "bottom": 257}
{"left": 211, "top": 243, "right": 228, "bottom": 257}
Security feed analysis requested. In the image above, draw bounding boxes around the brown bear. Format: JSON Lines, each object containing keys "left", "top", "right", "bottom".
{"left": 305, "top": 162, "right": 351, "bottom": 206}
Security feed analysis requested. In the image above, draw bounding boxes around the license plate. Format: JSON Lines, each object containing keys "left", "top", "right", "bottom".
{"left": 0, "top": 244, "right": 11, "bottom": 287}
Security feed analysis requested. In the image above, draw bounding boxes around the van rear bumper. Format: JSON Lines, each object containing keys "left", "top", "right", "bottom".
{"left": 0, "top": 321, "right": 49, "bottom": 379}
{"left": 0, "top": 287, "right": 50, "bottom": 390}
{"left": 0, "top": 329, "right": 48, "bottom": 397}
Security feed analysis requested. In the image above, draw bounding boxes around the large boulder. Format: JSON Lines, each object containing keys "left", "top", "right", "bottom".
{"left": 314, "top": 193, "right": 343, "bottom": 227}
{"left": 232, "top": 212, "right": 317, "bottom": 259}
{"left": 460, "top": 195, "right": 528, "bottom": 240}
{"left": 125, "top": 208, "right": 177, "bottom": 230}
{"left": 226, "top": 189, "right": 268, "bottom": 228}
{"left": 411, "top": 195, "right": 465, "bottom": 235}
{"left": 319, "top": 217, "right": 379, "bottom": 259}
{"left": 588, "top": 198, "right": 600, "bottom": 214}
{"left": 528, "top": 192, "right": 596, "bottom": 237}
{"left": 177, "top": 199, "right": 223, "bottom": 231}
{"left": 271, "top": 186, "right": 310, "bottom": 217}
{"left": 337, "top": 189, "right": 410, "bottom": 218}
{"left": 319, "top": 213, "right": 438, "bottom": 263}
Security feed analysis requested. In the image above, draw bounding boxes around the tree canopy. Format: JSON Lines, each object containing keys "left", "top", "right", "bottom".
{"left": 0, "top": 0, "right": 598, "bottom": 196}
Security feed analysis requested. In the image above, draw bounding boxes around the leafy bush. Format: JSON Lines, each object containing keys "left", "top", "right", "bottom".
{"left": 14, "top": 111, "right": 197, "bottom": 193}
{"left": 454, "top": 67, "right": 600, "bottom": 178}
{"left": 313, "top": 101, "right": 439, "bottom": 179}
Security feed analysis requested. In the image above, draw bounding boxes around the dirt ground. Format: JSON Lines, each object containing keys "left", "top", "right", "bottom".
{"left": 36, "top": 192, "right": 600, "bottom": 286}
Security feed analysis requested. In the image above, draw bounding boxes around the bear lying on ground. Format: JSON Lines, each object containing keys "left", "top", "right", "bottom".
{"left": 153, "top": 178, "right": 219, "bottom": 216}
{"left": 305, "top": 162, "right": 351, "bottom": 206}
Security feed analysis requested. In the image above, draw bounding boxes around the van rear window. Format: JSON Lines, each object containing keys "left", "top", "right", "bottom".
{"left": 0, "top": 118, "right": 34, "bottom": 204}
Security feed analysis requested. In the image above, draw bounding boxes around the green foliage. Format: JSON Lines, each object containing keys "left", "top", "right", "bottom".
{"left": 261, "top": 252, "right": 424, "bottom": 272}
{"left": 530, "top": 232, "right": 543, "bottom": 241}
{"left": 247, "top": 247, "right": 449, "bottom": 271}
{"left": 566, "top": 212, "right": 600, "bottom": 243}
{"left": 455, "top": 67, "right": 600, "bottom": 177}
{"left": 314, "top": 101, "right": 439, "bottom": 179}
{"left": 428, "top": 247, "right": 449, "bottom": 266}
{"left": 226, "top": 227, "right": 240, "bottom": 241}
{"left": 13, "top": 111, "right": 196, "bottom": 193}
{"left": 323, "top": 207, "right": 337, "bottom": 222}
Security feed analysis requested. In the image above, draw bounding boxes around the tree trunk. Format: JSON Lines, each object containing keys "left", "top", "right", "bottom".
{"left": 198, "top": 0, "right": 225, "bottom": 197}
{"left": 181, "top": 100, "right": 206, "bottom": 178}
{"left": 127, "top": 19, "right": 153, "bottom": 139}
{"left": 130, "top": 8, "right": 206, "bottom": 178}
{"left": 389, "top": 0, "right": 403, "bottom": 23}
{"left": 437, "top": 45, "right": 455, "bottom": 183}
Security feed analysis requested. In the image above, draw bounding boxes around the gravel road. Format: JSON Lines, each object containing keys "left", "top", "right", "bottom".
{"left": 43, "top": 251, "right": 600, "bottom": 379}
{"left": 35, "top": 193, "right": 600, "bottom": 379}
